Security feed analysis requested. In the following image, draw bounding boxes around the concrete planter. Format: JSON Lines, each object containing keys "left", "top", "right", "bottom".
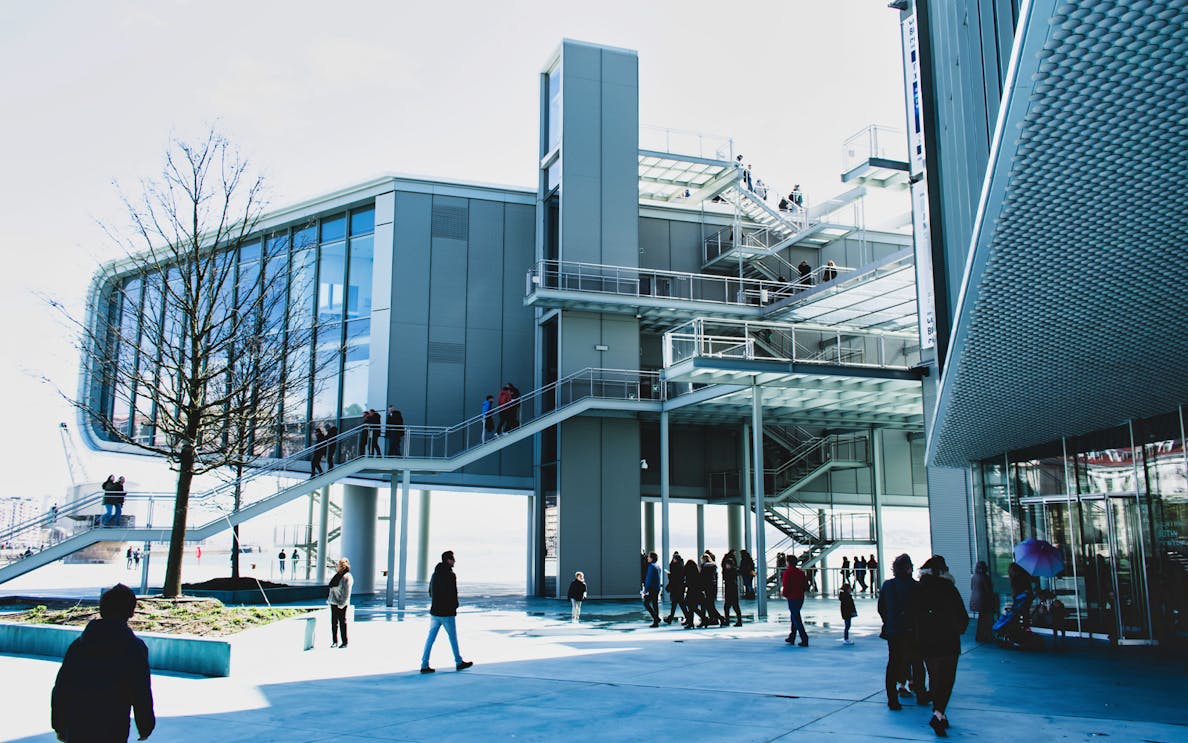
{"left": 0, "top": 610, "right": 324, "bottom": 678}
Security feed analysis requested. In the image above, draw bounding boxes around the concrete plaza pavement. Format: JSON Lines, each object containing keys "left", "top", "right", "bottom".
{"left": 3, "top": 590, "right": 1187, "bottom": 742}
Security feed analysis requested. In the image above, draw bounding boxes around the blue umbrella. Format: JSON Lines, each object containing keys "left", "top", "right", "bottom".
{"left": 1014, "top": 538, "right": 1065, "bottom": 577}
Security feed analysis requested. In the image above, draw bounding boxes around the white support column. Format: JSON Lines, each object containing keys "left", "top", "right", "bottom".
{"left": 742, "top": 422, "right": 752, "bottom": 555}
{"left": 870, "top": 427, "right": 887, "bottom": 584}
{"left": 305, "top": 490, "right": 316, "bottom": 579}
{"left": 341, "top": 484, "right": 378, "bottom": 594}
{"left": 316, "top": 485, "right": 330, "bottom": 583}
{"left": 696, "top": 505, "right": 705, "bottom": 558}
{"left": 417, "top": 490, "right": 431, "bottom": 584}
{"left": 386, "top": 475, "right": 398, "bottom": 607}
{"left": 727, "top": 505, "right": 742, "bottom": 553}
{"left": 660, "top": 410, "right": 671, "bottom": 575}
{"left": 751, "top": 382, "right": 768, "bottom": 618}
{"left": 525, "top": 489, "right": 536, "bottom": 595}
{"left": 397, "top": 470, "right": 411, "bottom": 610}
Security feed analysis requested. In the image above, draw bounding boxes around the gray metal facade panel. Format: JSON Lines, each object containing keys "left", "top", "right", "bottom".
{"left": 932, "top": 0, "right": 1188, "bottom": 466}
{"left": 560, "top": 175, "right": 601, "bottom": 263}
{"left": 462, "top": 327, "right": 502, "bottom": 476}
{"left": 559, "top": 312, "right": 602, "bottom": 375}
{"left": 558, "top": 417, "right": 603, "bottom": 594}
{"left": 599, "top": 417, "right": 642, "bottom": 595}
{"left": 639, "top": 217, "right": 671, "bottom": 271}
{"left": 599, "top": 77, "right": 639, "bottom": 264}
{"left": 500, "top": 204, "right": 535, "bottom": 476}
{"left": 391, "top": 192, "right": 433, "bottom": 423}
{"left": 668, "top": 221, "right": 702, "bottom": 275}
{"left": 466, "top": 201, "right": 505, "bottom": 330}
{"left": 561, "top": 77, "right": 601, "bottom": 179}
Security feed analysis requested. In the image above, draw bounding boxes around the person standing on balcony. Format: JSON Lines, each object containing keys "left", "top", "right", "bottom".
{"left": 782, "top": 553, "right": 811, "bottom": 646}
{"left": 109, "top": 476, "right": 127, "bottom": 527}
{"left": 481, "top": 395, "right": 495, "bottom": 442}
{"left": 791, "top": 184, "right": 804, "bottom": 207}
{"left": 290, "top": 548, "right": 299, "bottom": 577}
{"left": 823, "top": 260, "right": 838, "bottom": 283}
{"left": 386, "top": 405, "right": 404, "bottom": 456}
{"left": 278, "top": 549, "right": 286, "bottom": 575}
{"left": 366, "top": 409, "right": 383, "bottom": 457}
{"left": 797, "top": 261, "right": 813, "bottom": 286}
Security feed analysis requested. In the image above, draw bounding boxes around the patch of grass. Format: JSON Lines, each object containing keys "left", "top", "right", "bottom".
{"left": 4, "top": 597, "right": 312, "bottom": 637}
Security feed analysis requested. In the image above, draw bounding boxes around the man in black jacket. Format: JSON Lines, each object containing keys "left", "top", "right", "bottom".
{"left": 52, "top": 583, "right": 155, "bottom": 742}
{"left": 420, "top": 550, "right": 474, "bottom": 673}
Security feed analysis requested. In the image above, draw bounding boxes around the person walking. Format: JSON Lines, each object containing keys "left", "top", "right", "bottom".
{"left": 781, "top": 553, "right": 811, "bottom": 646}
{"left": 278, "top": 549, "right": 287, "bottom": 576}
{"left": 327, "top": 557, "right": 353, "bottom": 648}
{"left": 386, "top": 405, "right": 404, "bottom": 456}
{"left": 878, "top": 554, "right": 925, "bottom": 710}
{"left": 642, "top": 551, "right": 662, "bottom": 627}
{"left": 290, "top": 548, "right": 299, "bottom": 577}
{"left": 126, "top": 547, "right": 134, "bottom": 570}
{"left": 682, "top": 558, "right": 706, "bottom": 628}
{"left": 739, "top": 549, "right": 756, "bottom": 599}
{"left": 916, "top": 556, "right": 969, "bottom": 736}
{"left": 841, "top": 555, "right": 851, "bottom": 586}
{"left": 855, "top": 555, "right": 868, "bottom": 592}
{"left": 663, "top": 552, "right": 686, "bottom": 625}
{"left": 507, "top": 383, "right": 521, "bottom": 430}
{"left": 839, "top": 581, "right": 857, "bottom": 644}
{"left": 567, "top": 571, "right": 587, "bottom": 622}
{"left": 700, "top": 552, "right": 726, "bottom": 627}
{"left": 867, "top": 554, "right": 879, "bottom": 594}
{"left": 52, "top": 584, "right": 155, "bottom": 743}
{"left": 367, "top": 409, "right": 383, "bottom": 457}
{"left": 420, "top": 550, "right": 474, "bottom": 673}
{"left": 969, "top": 560, "right": 997, "bottom": 642}
{"left": 496, "top": 385, "right": 513, "bottom": 434}
{"left": 310, "top": 425, "right": 326, "bottom": 476}
{"left": 103, "top": 476, "right": 127, "bottom": 527}
{"left": 325, "top": 422, "right": 338, "bottom": 469}
{"left": 481, "top": 395, "right": 495, "bottom": 442}
{"left": 721, "top": 549, "right": 743, "bottom": 626}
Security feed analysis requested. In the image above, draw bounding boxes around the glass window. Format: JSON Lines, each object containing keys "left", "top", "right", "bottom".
{"left": 350, "top": 208, "right": 374, "bottom": 236}
{"left": 340, "top": 319, "right": 370, "bottom": 418}
{"left": 281, "top": 342, "right": 311, "bottom": 456}
{"left": 290, "top": 248, "right": 316, "bottom": 329}
{"left": 320, "top": 215, "right": 346, "bottom": 243}
{"left": 311, "top": 323, "right": 342, "bottom": 421}
{"left": 547, "top": 65, "right": 561, "bottom": 152}
{"left": 113, "top": 278, "right": 142, "bottom": 435}
{"left": 346, "top": 235, "right": 373, "bottom": 319}
{"left": 317, "top": 241, "right": 346, "bottom": 324}
{"left": 294, "top": 224, "right": 316, "bottom": 251}
{"left": 263, "top": 236, "right": 289, "bottom": 330}
{"left": 239, "top": 240, "right": 261, "bottom": 264}
{"left": 546, "top": 157, "right": 560, "bottom": 191}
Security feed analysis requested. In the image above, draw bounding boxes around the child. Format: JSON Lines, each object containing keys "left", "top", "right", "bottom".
{"left": 567, "top": 571, "right": 587, "bottom": 622}
{"left": 839, "top": 581, "right": 857, "bottom": 644}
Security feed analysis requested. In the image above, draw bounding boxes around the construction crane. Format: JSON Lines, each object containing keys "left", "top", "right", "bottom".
{"left": 58, "top": 422, "right": 91, "bottom": 489}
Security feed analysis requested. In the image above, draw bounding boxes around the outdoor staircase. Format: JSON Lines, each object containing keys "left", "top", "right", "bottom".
{"left": 0, "top": 367, "right": 665, "bottom": 584}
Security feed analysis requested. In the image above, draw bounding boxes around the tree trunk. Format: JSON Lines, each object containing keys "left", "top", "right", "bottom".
{"left": 230, "top": 462, "right": 243, "bottom": 579}
{"left": 163, "top": 444, "right": 195, "bottom": 598}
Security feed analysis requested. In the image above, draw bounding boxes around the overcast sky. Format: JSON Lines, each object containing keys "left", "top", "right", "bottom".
{"left": 0, "top": 0, "right": 907, "bottom": 503}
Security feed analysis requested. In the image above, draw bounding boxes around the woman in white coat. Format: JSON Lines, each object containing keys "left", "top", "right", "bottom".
{"left": 328, "top": 557, "right": 353, "bottom": 648}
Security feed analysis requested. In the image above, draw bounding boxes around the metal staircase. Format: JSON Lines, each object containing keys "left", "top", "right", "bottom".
{"left": 0, "top": 368, "right": 664, "bottom": 584}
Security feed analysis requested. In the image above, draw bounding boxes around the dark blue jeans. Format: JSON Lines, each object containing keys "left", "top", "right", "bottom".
{"left": 786, "top": 597, "right": 808, "bottom": 642}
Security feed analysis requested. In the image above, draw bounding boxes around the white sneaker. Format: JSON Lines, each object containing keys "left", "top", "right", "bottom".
{"left": 843, "top": 639, "right": 854, "bottom": 645}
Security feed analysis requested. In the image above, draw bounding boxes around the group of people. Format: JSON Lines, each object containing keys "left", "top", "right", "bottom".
{"left": 878, "top": 553, "right": 969, "bottom": 737}
{"left": 277, "top": 547, "right": 300, "bottom": 577}
{"left": 638, "top": 548, "right": 757, "bottom": 629}
{"left": 99, "top": 475, "right": 127, "bottom": 527}
{"left": 840, "top": 554, "right": 880, "bottom": 593}
{"left": 309, "top": 404, "right": 407, "bottom": 477}
{"left": 778, "top": 185, "right": 805, "bottom": 211}
{"left": 124, "top": 547, "right": 142, "bottom": 569}
{"left": 796, "top": 259, "right": 839, "bottom": 286}
{"left": 482, "top": 382, "right": 522, "bottom": 442}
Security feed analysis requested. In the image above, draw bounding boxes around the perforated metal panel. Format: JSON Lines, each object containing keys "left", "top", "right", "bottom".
{"left": 932, "top": 0, "right": 1188, "bottom": 467}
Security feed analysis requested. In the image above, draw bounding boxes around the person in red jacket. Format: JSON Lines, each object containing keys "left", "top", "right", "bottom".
{"left": 781, "top": 553, "right": 811, "bottom": 646}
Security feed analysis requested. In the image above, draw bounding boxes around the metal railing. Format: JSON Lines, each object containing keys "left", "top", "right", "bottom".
{"left": 1, "top": 369, "right": 665, "bottom": 555}
{"left": 639, "top": 124, "right": 734, "bottom": 161}
{"left": 663, "top": 317, "right": 921, "bottom": 370}
{"left": 527, "top": 259, "right": 804, "bottom": 308}
{"left": 842, "top": 124, "right": 907, "bottom": 173}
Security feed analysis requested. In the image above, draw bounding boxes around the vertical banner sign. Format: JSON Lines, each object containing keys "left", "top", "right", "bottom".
{"left": 911, "top": 180, "right": 937, "bottom": 350}
{"left": 902, "top": 15, "right": 926, "bottom": 177}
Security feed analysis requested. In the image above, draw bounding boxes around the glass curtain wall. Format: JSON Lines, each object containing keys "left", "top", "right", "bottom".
{"left": 100, "top": 204, "right": 376, "bottom": 468}
{"left": 975, "top": 409, "right": 1188, "bottom": 644}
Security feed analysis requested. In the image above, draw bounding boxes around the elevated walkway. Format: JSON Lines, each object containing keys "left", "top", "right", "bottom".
{"left": 0, "top": 368, "right": 663, "bottom": 584}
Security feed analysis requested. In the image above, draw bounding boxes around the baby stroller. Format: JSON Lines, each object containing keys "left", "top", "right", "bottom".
{"left": 993, "top": 591, "right": 1041, "bottom": 649}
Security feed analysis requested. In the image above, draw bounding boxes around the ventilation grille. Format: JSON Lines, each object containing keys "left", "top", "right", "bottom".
{"left": 431, "top": 205, "right": 468, "bottom": 240}
{"left": 428, "top": 341, "right": 465, "bottom": 364}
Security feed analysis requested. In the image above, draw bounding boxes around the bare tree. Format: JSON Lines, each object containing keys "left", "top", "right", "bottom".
{"left": 64, "top": 130, "right": 320, "bottom": 597}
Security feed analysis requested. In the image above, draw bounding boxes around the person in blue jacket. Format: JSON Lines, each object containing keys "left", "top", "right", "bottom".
{"left": 642, "top": 551, "right": 661, "bottom": 627}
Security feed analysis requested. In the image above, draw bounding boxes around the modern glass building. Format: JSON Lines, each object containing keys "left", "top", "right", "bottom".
{"left": 901, "top": 0, "right": 1188, "bottom": 643}
{"left": 3, "top": 40, "right": 932, "bottom": 612}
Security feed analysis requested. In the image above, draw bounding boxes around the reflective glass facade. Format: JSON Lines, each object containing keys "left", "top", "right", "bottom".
{"left": 98, "top": 205, "right": 375, "bottom": 457}
{"left": 973, "top": 409, "right": 1187, "bottom": 644}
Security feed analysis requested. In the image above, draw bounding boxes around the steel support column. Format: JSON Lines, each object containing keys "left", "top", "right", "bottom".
{"left": 386, "top": 476, "right": 398, "bottom": 607}
{"left": 417, "top": 490, "right": 431, "bottom": 584}
{"left": 870, "top": 427, "right": 886, "bottom": 584}
{"left": 660, "top": 409, "right": 671, "bottom": 576}
{"left": 751, "top": 382, "right": 768, "bottom": 618}
{"left": 316, "top": 485, "right": 330, "bottom": 583}
{"left": 398, "top": 470, "right": 411, "bottom": 610}
{"left": 742, "top": 422, "right": 752, "bottom": 555}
